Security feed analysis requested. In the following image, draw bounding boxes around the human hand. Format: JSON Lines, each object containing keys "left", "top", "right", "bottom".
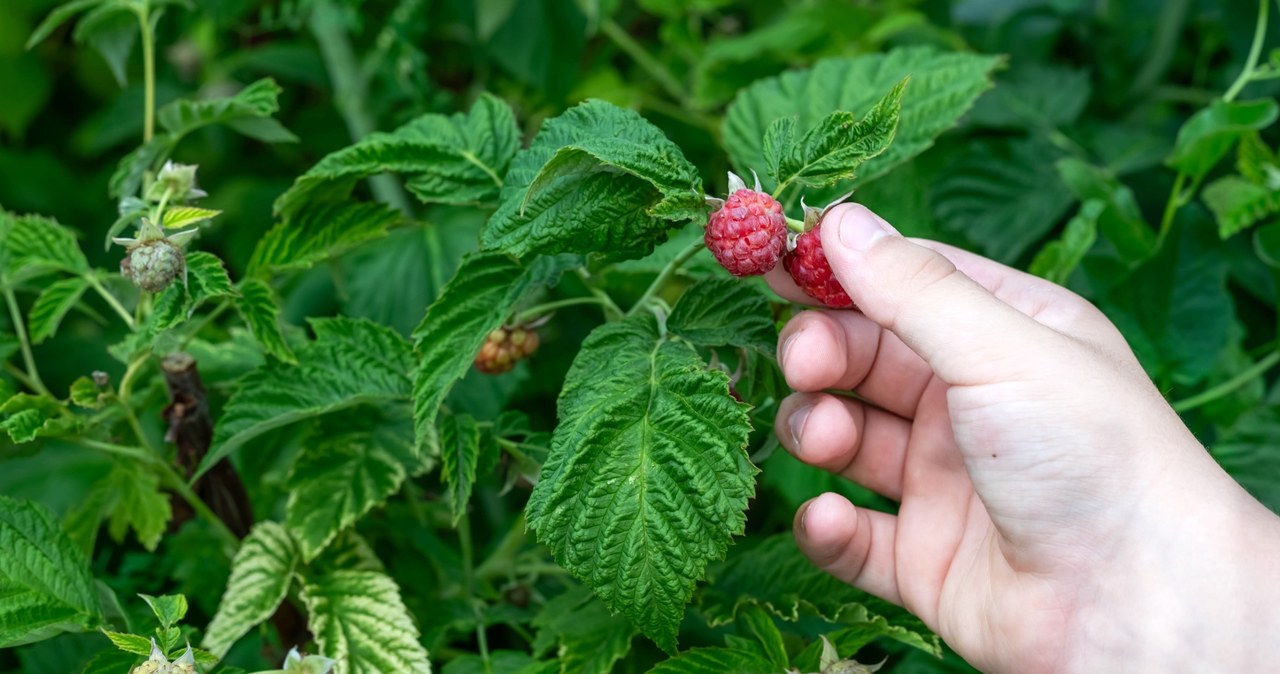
{"left": 766, "top": 204, "right": 1280, "bottom": 673}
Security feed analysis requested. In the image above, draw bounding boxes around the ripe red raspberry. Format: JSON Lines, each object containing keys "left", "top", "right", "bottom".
{"left": 474, "top": 327, "right": 540, "bottom": 374}
{"left": 705, "top": 177, "right": 787, "bottom": 277}
{"left": 784, "top": 222, "right": 853, "bottom": 308}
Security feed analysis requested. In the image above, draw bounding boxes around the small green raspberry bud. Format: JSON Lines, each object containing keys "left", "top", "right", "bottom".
{"left": 146, "top": 161, "right": 207, "bottom": 203}
{"left": 122, "top": 239, "right": 186, "bottom": 293}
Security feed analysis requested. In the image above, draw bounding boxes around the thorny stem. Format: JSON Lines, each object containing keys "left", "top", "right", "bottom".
{"left": 1172, "top": 350, "right": 1280, "bottom": 412}
{"left": 1223, "top": 0, "right": 1270, "bottom": 103}
{"left": 600, "top": 19, "right": 689, "bottom": 104}
{"left": 3, "top": 287, "right": 50, "bottom": 397}
{"left": 86, "top": 274, "right": 136, "bottom": 330}
{"left": 629, "top": 240, "right": 704, "bottom": 316}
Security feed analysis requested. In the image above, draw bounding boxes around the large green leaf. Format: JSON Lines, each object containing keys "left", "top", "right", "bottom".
{"left": 723, "top": 47, "right": 1000, "bottom": 194}
{"left": 530, "top": 585, "right": 637, "bottom": 674}
{"left": 275, "top": 94, "right": 519, "bottom": 215}
{"left": 1167, "top": 99, "right": 1279, "bottom": 181}
{"left": 202, "top": 522, "right": 300, "bottom": 659}
{"left": 301, "top": 570, "right": 432, "bottom": 674}
{"left": 481, "top": 100, "right": 703, "bottom": 261}
{"left": 967, "top": 63, "right": 1091, "bottom": 130}
{"left": 643, "top": 648, "right": 775, "bottom": 674}
{"left": 1104, "top": 220, "right": 1233, "bottom": 386}
{"left": 27, "top": 276, "right": 89, "bottom": 344}
{"left": 765, "top": 77, "right": 905, "bottom": 192}
{"left": 931, "top": 136, "right": 1074, "bottom": 263}
{"left": 101, "top": 462, "right": 171, "bottom": 552}
{"left": 439, "top": 413, "right": 481, "bottom": 525}
{"left": 525, "top": 313, "right": 756, "bottom": 652}
{"left": 1054, "top": 158, "right": 1155, "bottom": 262}
{"left": 0, "top": 213, "right": 89, "bottom": 286}
{"left": 700, "top": 534, "right": 940, "bottom": 656}
{"left": 667, "top": 279, "right": 777, "bottom": 356}
{"left": 200, "top": 317, "right": 414, "bottom": 478}
{"left": 0, "top": 495, "right": 102, "bottom": 647}
{"left": 286, "top": 414, "right": 423, "bottom": 561}
{"left": 236, "top": 278, "right": 296, "bottom": 363}
{"left": 25, "top": 0, "right": 106, "bottom": 49}
{"left": 158, "top": 78, "right": 296, "bottom": 142}
{"left": 411, "top": 253, "right": 578, "bottom": 449}
{"left": 249, "top": 202, "right": 399, "bottom": 275}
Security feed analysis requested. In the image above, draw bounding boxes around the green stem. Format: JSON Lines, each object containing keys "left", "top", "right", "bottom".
{"left": 1224, "top": 0, "right": 1270, "bottom": 103}
{"left": 629, "top": 240, "right": 704, "bottom": 316}
{"left": 513, "top": 296, "right": 610, "bottom": 324}
{"left": 3, "top": 361, "right": 40, "bottom": 392}
{"left": 600, "top": 19, "right": 688, "bottom": 103}
{"left": 117, "top": 354, "right": 149, "bottom": 407}
{"left": 3, "top": 287, "right": 50, "bottom": 396}
{"left": 180, "top": 299, "right": 230, "bottom": 346}
{"left": 1157, "top": 172, "right": 1187, "bottom": 245}
{"left": 308, "top": 0, "right": 415, "bottom": 215}
{"left": 136, "top": 2, "right": 155, "bottom": 143}
{"left": 77, "top": 437, "right": 159, "bottom": 464}
{"left": 474, "top": 512, "right": 529, "bottom": 580}
{"left": 1172, "top": 350, "right": 1280, "bottom": 412}
{"left": 574, "top": 269, "right": 624, "bottom": 321}
{"left": 86, "top": 275, "right": 136, "bottom": 330}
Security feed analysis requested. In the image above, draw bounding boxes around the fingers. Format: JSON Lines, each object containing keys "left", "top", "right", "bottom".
{"left": 778, "top": 310, "right": 933, "bottom": 419}
{"left": 818, "top": 204, "right": 1071, "bottom": 386}
{"left": 777, "top": 392, "right": 910, "bottom": 500}
{"left": 795, "top": 492, "right": 901, "bottom": 604}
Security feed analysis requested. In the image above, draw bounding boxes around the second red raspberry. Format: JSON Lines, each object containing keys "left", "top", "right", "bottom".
{"left": 784, "top": 222, "right": 854, "bottom": 309}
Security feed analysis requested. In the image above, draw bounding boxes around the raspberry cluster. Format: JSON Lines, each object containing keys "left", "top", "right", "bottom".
{"left": 703, "top": 172, "right": 852, "bottom": 308}
{"left": 474, "top": 326, "right": 541, "bottom": 374}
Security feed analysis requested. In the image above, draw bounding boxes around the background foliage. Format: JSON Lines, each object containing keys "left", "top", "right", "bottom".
{"left": 2, "top": 1, "right": 1279, "bottom": 673}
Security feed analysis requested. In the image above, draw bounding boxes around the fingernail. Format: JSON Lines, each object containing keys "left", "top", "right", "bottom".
{"left": 836, "top": 206, "right": 895, "bottom": 252}
{"left": 797, "top": 501, "right": 810, "bottom": 534}
{"left": 779, "top": 330, "right": 800, "bottom": 369}
{"left": 788, "top": 404, "right": 813, "bottom": 448}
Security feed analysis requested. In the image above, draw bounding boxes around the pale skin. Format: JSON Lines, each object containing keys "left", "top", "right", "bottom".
{"left": 764, "top": 204, "right": 1280, "bottom": 673}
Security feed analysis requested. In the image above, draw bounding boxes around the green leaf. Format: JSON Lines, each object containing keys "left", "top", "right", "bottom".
{"left": 25, "top": 0, "right": 106, "bottom": 49}
{"left": 69, "top": 377, "right": 104, "bottom": 409}
{"left": 139, "top": 594, "right": 188, "bottom": 629}
{"left": 667, "top": 279, "right": 777, "bottom": 356}
{"left": 481, "top": 100, "right": 703, "bottom": 261}
{"left": 108, "top": 137, "right": 174, "bottom": 201}
{"left": 300, "top": 570, "right": 432, "bottom": 674}
{"left": 724, "top": 47, "right": 1000, "bottom": 193}
{"left": 0, "top": 495, "right": 102, "bottom": 647}
{"left": 968, "top": 64, "right": 1091, "bottom": 130}
{"left": 73, "top": 5, "right": 136, "bottom": 87}
{"left": 1236, "top": 130, "right": 1280, "bottom": 186}
{"left": 770, "top": 78, "right": 906, "bottom": 191}
{"left": 412, "top": 253, "right": 578, "bottom": 449}
{"left": 1212, "top": 387, "right": 1280, "bottom": 514}
{"left": 1104, "top": 220, "right": 1233, "bottom": 386}
{"left": 525, "top": 313, "right": 756, "bottom": 652}
{"left": 0, "top": 394, "right": 73, "bottom": 444}
{"left": 1053, "top": 158, "right": 1155, "bottom": 262}
{"left": 286, "top": 413, "right": 423, "bottom": 562}
{"left": 237, "top": 278, "right": 297, "bottom": 363}
{"left": 104, "top": 630, "right": 153, "bottom": 655}
{"left": 735, "top": 605, "right": 787, "bottom": 669}
{"left": 248, "top": 202, "right": 399, "bottom": 275}
{"left": 150, "top": 252, "right": 238, "bottom": 332}
{"left": 1201, "top": 175, "right": 1280, "bottom": 239}
{"left": 790, "top": 628, "right": 898, "bottom": 673}
{"left": 931, "top": 136, "right": 1074, "bottom": 263}
{"left": 161, "top": 206, "right": 222, "bottom": 230}
{"left": 1029, "top": 200, "right": 1103, "bottom": 285}
{"left": 439, "top": 413, "right": 481, "bottom": 526}
{"left": 80, "top": 649, "right": 139, "bottom": 674}
{"left": 443, "top": 651, "right": 555, "bottom": 674}
{"left": 530, "top": 585, "right": 636, "bottom": 674}
{"left": 0, "top": 212, "right": 90, "bottom": 286}
{"left": 201, "top": 317, "right": 414, "bottom": 479}
{"left": 202, "top": 522, "right": 300, "bottom": 659}
{"left": 1167, "top": 98, "right": 1279, "bottom": 181}
{"left": 643, "top": 648, "right": 775, "bottom": 674}
{"left": 158, "top": 78, "right": 295, "bottom": 141}
{"left": 1256, "top": 221, "right": 1280, "bottom": 267}
{"left": 700, "top": 534, "right": 939, "bottom": 656}
{"left": 103, "top": 463, "right": 171, "bottom": 551}
{"left": 28, "top": 276, "right": 90, "bottom": 344}
{"left": 275, "top": 93, "right": 518, "bottom": 216}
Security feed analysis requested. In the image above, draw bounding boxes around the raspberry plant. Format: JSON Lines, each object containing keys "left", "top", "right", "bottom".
{"left": 3, "top": 2, "right": 1280, "bottom": 674}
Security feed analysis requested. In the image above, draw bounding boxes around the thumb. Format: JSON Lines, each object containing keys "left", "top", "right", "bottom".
{"left": 820, "top": 204, "right": 1054, "bottom": 385}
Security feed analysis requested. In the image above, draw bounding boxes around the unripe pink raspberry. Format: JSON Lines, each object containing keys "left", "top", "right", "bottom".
{"left": 704, "top": 172, "right": 786, "bottom": 277}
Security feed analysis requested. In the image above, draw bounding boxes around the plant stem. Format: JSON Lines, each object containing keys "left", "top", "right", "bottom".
{"left": 86, "top": 275, "right": 136, "bottom": 330}
{"left": 308, "top": 0, "right": 415, "bottom": 215}
{"left": 512, "top": 296, "right": 611, "bottom": 324}
{"left": 1157, "top": 172, "right": 1187, "bottom": 244}
{"left": 3, "top": 288, "right": 50, "bottom": 397}
{"left": 1224, "top": 0, "right": 1270, "bottom": 103}
{"left": 574, "top": 269, "right": 624, "bottom": 322}
{"left": 474, "top": 512, "right": 528, "bottom": 581}
{"left": 600, "top": 19, "right": 689, "bottom": 104}
{"left": 629, "top": 240, "right": 704, "bottom": 316}
{"left": 180, "top": 299, "right": 230, "bottom": 346}
{"left": 135, "top": 2, "right": 155, "bottom": 143}
{"left": 1172, "top": 350, "right": 1280, "bottom": 412}
{"left": 78, "top": 437, "right": 159, "bottom": 464}
{"left": 3, "top": 362, "right": 40, "bottom": 392}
